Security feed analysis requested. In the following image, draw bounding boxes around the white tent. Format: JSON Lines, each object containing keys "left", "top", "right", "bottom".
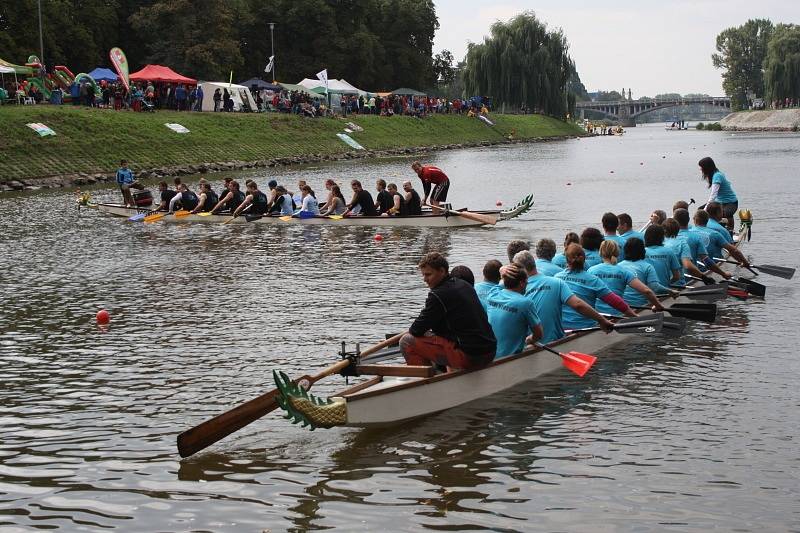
{"left": 338, "top": 79, "right": 374, "bottom": 97}
{"left": 198, "top": 82, "right": 258, "bottom": 112}
{"left": 297, "top": 77, "right": 358, "bottom": 94}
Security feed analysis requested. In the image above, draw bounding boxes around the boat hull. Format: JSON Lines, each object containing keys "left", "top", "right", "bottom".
{"left": 92, "top": 196, "right": 533, "bottom": 228}
{"left": 326, "top": 223, "right": 751, "bottom": 427}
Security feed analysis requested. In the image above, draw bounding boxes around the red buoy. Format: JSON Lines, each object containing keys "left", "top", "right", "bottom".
{"left": 96, "top": 309, "right": 110, "bottom": 324}
{"left": 374, "top": 234, "right": 383, "bottom": 241}
{"left": 496, "top": 200, "right": 503, "bottom": 206}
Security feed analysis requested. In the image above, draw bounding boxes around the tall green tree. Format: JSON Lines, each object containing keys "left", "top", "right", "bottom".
{"left": 764, "top": 24, "right": 800, "bottom": 104}
{"left": 130, "top": 0, "right": 247, "bottom": 80}
{"left": 432, "top": 49, "right": 455, "bottom": 85}
{"left": 712, "top": 18, "right": 774, "bottom": 110}
{"left": 463, "top": 12, "right": 574, "bottom": 117}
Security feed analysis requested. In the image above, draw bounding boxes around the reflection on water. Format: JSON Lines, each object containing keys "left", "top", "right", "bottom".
{"left": 1, "top": 125, "right": 799, "bottom": 531}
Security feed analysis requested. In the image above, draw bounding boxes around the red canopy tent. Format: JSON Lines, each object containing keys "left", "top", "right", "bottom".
{"left": 129, "top": 65, "right": 196, "bottom": 84}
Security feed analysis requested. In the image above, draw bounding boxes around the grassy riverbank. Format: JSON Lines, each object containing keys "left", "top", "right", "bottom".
{"left": 0, "top": 106, "right": 581, "bottom": 183}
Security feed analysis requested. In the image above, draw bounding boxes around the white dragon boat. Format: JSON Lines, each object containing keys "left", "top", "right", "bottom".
{"left": 272, "top": 213, "right": 757, "bottom": 430}
{"left": 87, "top": 195, "right": 534, "bottom": 228}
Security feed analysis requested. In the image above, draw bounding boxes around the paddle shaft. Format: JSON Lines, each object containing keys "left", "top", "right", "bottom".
{"left": 176, "top": 332, "right": 405, "bottom": 458}
{"left": 428, "top": 204, "right": 497, "bottom": 225}
{"left": 714, "top": 258, "right": 794, "bottom": 279}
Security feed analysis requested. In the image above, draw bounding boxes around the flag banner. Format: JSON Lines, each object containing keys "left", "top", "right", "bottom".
{"left": 336, "top": 133, "right": 364, "bottom": 150}
{"left": 316, "top": 69, "right": 329, "bottom": 93}
{"left": 164, "top": 123, "right": 190, "bottom": 134}
{"left": 27, "top": 123, "right": 56, "bottom": 137}
{"left": 109, "top": 47, "right": 129, "bottom": 92}
{"left": 265, "top": 56, "right": 274, "bottom": 73}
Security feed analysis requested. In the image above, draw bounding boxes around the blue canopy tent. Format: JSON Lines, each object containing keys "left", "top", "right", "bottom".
{"left": 87, "top": 67, "right": 119, "bottom": 83}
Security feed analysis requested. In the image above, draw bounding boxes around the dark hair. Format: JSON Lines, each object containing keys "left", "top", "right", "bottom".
{"left": 623, "top": 237, "right": 646, "bottom": 261}
{"left": 673, "top": 208, "right": 690, "bottom": 227}
{"left": 418, "top": 252, "right": 448, "bottom": 271}
{"left": 351, "top": 179, "right": 362, "bottom": 188}
{"left": 617, "top": 213, "right": 633, "bottom": 228}
{"left": 672, "top": 200, "right": 689, "bottom": 212}
{"left": 706, "top": 201, "right": 722, "bottom": 219}
{"left": 158, "top": 181, "right": 168, "bottom": 188}
{"left": 535, "top": 238, "right": 556, "bottom": 260}
{"left": 694, "top": 209, "right": 710, "bottom": 226}
{"left": 651, "top": 209, "right": 667, "bottom": 225}
{"left": 601, "top": 212, "right": 619, "bottom": 232}
{"left": 506, "top": 239, "right": 530, "bottom": 262}
{"left": 663, "top": 218, "right": 680, "bottom": 238}
{"left": 698, "top": 156, "right": 718, "bottom": 186}
{"left": 644, "top": 224, "right": 665, "bottom": 247}
{"left": 332, "top": 185, "right": 345, "bottom": 201}
{"left": 451, "top": 265, "right": 475, "bottom": 286}
{"left": 482, "top": 259, "right": 502, "bottom": 283}
{"left": 564, "top": 232, "right": 580, "bottom": 248}
{"left": 581, "top": 227, "right": 604, "bottom": 251}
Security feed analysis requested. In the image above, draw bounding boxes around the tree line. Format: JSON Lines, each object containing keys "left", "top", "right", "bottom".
{"left": 713, "top": 19, "right": 800, "bottom": 109}
{"left": 0, "top": 0, "right": 439, "bottom": 90}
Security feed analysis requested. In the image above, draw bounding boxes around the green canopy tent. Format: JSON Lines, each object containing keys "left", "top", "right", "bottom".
{"left": 390, "top": 87, "right": 426, "bottom": 96}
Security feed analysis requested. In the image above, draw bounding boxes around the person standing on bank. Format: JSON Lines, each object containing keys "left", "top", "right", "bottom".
{"left": 411, "top": 161, "right": 450, "bottom": 207}
{"left": 699, "top": 156, "right": 738, "bottom": 231}
{"left": 401, "top": 253, "right": 497, "bottom": 372}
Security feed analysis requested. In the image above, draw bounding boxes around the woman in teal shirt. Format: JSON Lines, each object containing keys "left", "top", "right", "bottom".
{"left": 618, "top": 238, "right": 672, "bottom": 307}
{"left": 588, "top": 241, "right": 665, "bottom": 315}
{"left": 700, "top": 156, "right": 738, "bottom": 230}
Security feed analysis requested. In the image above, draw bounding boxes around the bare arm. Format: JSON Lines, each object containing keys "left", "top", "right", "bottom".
{"left": 629, "top": 278, "right": 664, "bottom": 311}
{"left": 525, "top": 324, "right": 544, "bottom": 346}
{"left": 190, "top": 193, "right": 207, "bottom": 214}
{"left": 723, "top": 243, "right": 750, "bottom": 267}
{"left": 211, "top": 191, "right": 232, "bottom": 214}
{"left": 233, "top": 194, "right": 253, "bottom": 217}
{"left": 566, "top": 295, "right": 615, "bottom": 332}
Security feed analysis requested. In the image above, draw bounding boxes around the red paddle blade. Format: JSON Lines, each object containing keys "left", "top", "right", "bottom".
{"left": 727, "top": 288, "right": 749, "bottom": 300}
{"left": 560, "top": 351, "right": 597, "bottom": 378}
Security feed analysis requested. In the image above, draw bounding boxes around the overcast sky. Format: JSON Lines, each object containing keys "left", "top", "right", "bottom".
{"left": 433, "top": 0, "right": 799, "bottom": 97}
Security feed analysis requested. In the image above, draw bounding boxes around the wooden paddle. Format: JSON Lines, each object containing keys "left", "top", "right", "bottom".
{"left": 632, "top": 303, "right": 717, "bottom": 323}
{"left": 714, "top": 258, "right": 795, "bottom": 279}
{"left": 176, "top": 332, "right": 406, "bottom": 458}
{"left": 428, "top": 204, "right": 497, "bottom": 225}
{"left": 570, "top": 313, "right": 664, "bottom": 334}
{"left": 535, "top": 343, "right": 597, "bottom": 377}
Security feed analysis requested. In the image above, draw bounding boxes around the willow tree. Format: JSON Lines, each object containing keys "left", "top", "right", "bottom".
{"left": 463, "top": 12, "right": 574, "bottom": 117}
{"left": 764, "top": 24, "right": 800, "bottom": 104}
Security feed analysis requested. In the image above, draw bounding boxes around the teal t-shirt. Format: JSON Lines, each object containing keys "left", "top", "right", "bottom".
{"left": 678, "top": 228, "right": 708, "bottom": 262}
{"left": 486, "top": 289, "right": 541, "bottom": 358}
{"left": 665, "top": 237, "right": 692, "bottom": 286}
{"left": 552, "top": 253, "right": 567, "bottom": 269}
{"left": 707, "top": 218, "right": 733, "bottom": 243}
{"left": 585, "top": 249, "right": 603, "bottom": 270}
{"left": 619, "top": 259, "right": 668, "bottom": 306}
{"left": 712, "top": 170, "right": 737, "bottom": 203}
{"left": 604, "top": 234, "right": 627, "bottom": 260}
{"left": 620, "top": 230, "right": 645, "bottom": 244}
{"left": 692, "top": 226, "right": 727, "bottom": 261}
{"left": 645, "top": 245, "right": 680, "bottom": 287}
{"left": 588, "top": 262, "right": 635, "bottom": 315}
{"left": 535, "top": 258, "right": 563, "bottom": 277}
{"left": 475, "top": 280, "right": 501, "bottom": 311}
{"left": 555, "top": 269, "right": 612, "bottom": 330}
{"left": 525, "top": 275, "right": 574, "bottom": 343}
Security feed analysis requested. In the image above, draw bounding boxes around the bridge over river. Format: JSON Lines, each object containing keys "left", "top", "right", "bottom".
{"left": 576, "top": 96, "right": 731, "bottom": 125}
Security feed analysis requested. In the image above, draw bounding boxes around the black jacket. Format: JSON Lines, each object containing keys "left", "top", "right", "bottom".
{"left": 409, "top": 275, "right": 496, "bottom": 358}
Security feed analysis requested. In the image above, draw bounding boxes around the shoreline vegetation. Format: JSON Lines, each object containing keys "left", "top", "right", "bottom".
{"left": 0, "top": 107, "right": 581, "bottom": 192}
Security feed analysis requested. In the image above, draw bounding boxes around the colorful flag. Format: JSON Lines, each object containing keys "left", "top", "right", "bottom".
{"left": 109, "top": 47, "right": 129, "bottom": 91}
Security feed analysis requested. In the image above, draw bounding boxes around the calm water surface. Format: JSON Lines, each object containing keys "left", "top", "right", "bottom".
{"left": 1, "top": 125, "right": 799, "bottom": 531}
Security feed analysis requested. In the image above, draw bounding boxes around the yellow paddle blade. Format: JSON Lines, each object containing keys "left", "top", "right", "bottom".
{"left": 197, "top": 212, "right": 213, "bottom": 217}
{"left": 144, "top": 213, "right": 166, "bottom": 222}
{"left": 328, "top": 215, "right": 344, "bottom": 220}
{"left": 279, "top": 215, "right": 293, "bottom": 222}
{"left": 173, "top": 210, "right": 191, "bottom": 218}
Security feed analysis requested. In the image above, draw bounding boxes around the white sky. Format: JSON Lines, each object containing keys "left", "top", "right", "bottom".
{"left": 433, "top": 0, "right": 799, "bottom": 97}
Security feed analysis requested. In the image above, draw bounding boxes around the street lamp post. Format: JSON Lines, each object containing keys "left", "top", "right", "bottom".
{"left": 268, "top": 22, "right": 276, "bottom": 83}
{"left": 37, "top": 0, "right": 45, "bottom": 69}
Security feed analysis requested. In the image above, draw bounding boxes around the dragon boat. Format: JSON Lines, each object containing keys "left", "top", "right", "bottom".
{"left": 271, "top": 213, "right": 757, "bottom": 430}
{"left": 86, "top": 194, "right": 534, "bottom": 228}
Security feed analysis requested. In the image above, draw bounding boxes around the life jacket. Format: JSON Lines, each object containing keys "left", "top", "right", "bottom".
{"left": 392, "top": 192, "right": 407, "bottom": 216}
{"left": 201, "top": 190, "right": 218, "bottom": 212}
{"left": 227, "top": 190, "right": 245, "bottom": 211}
{"left": 250, "top": 190, "right": 268, "bottom": 214}
{"left": 407, "top": 189, "right": 422, "bottom": 215}
{"left": 180, "top": 190, "right": 199, "bottom": 210}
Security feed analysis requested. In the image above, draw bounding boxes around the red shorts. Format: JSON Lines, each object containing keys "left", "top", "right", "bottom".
{"left": 400, "top": 333, "right": 493, "bottom": 370}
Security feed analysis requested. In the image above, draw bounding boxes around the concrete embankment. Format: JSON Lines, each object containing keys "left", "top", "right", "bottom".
{"left": 0, "top": 107, "right": 582, "bottom": 192}
{"left": 720, "top": 109, "right": 800, "bottom": 131}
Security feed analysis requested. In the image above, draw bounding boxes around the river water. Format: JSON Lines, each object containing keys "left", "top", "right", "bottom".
{"left": 1, "top": 124, "right": 798, "bottom": 532}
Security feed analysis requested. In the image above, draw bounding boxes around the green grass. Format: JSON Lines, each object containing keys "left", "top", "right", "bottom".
{"left": 0, "top": 106, "right": 581, "bottom": 182}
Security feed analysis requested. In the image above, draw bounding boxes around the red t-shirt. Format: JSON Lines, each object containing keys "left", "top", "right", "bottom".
{"left": 420, "top": 166, "right": 449, "bottom": 185}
